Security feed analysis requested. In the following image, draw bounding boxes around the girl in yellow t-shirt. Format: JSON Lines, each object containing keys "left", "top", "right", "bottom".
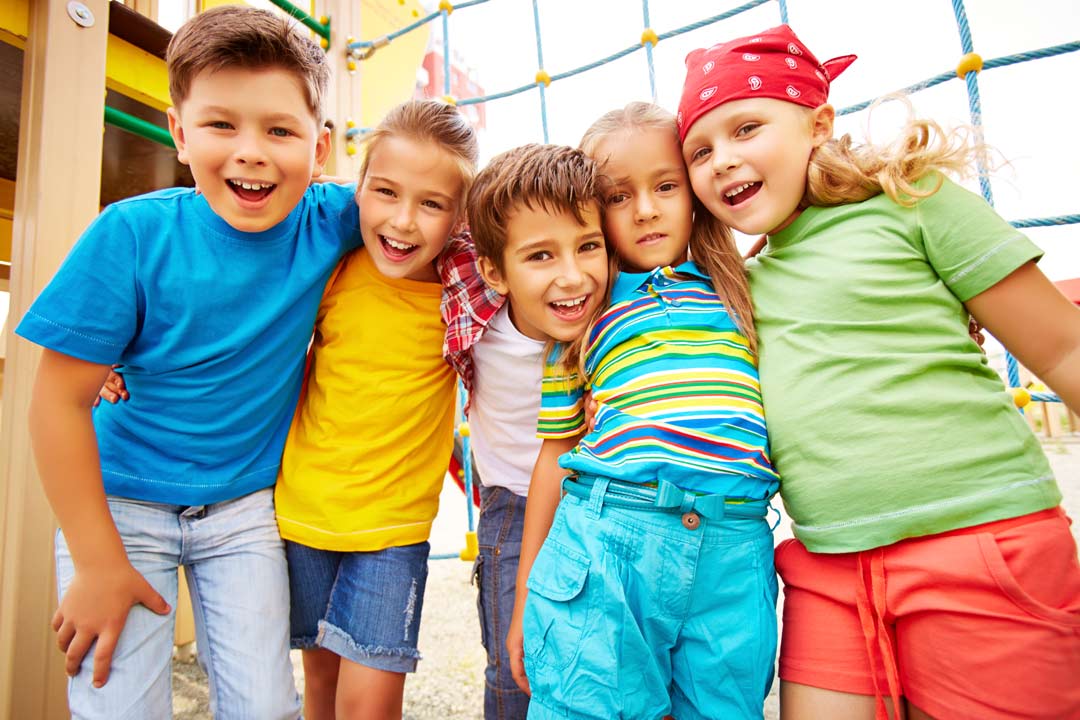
{"left": 274, "top": 99, "right": 478, "bottom": 720}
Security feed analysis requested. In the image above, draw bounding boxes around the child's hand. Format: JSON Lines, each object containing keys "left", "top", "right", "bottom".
{"left": 52, "top": 563, "right": 170, "bottom": 687}
{"left": 583, "top": 390, "right": 599, "bottom": 432}
{"left": 93, "top": 367, "right": 129, "bottom": 407}
{"left": 506, "top": 610, "right": 531, "bottom": 695}
{"left": 969, "top": 317, "right": 986, "bottom": 350}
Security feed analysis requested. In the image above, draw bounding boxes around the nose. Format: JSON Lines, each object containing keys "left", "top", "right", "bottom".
{"left": 633, "top": 194, "right": 659, "bottom": 224}
{"left": 390, "top": 203, "right": 417, "bottom": 232}
{"left": 233, "top": 129, "right": 268, "bottom": 166}
{"left": 710, "top": 143, "right": 740, "bottom": 176}
{"left": 555, "top": 254, "right": 585, "bottom": 287}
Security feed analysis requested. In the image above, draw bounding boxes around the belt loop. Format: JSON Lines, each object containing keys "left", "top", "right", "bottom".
{"left": 586, "top": 476, "right": 610, "bottom": 519}
{"left": 767, "top": 502, "right": 781, "bottom": 531}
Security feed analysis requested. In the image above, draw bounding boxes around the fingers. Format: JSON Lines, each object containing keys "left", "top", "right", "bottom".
{"left": 64, "top": 630, "right": 95, "bottom": 679}
{"left": 137, "top": 582, "right": 171, "bottom": 616}
{"left": 90, "top": 631, "right": 117, "bottom": 688}
{"left": 55, "top": 619, "right": 77, "bottom": 654}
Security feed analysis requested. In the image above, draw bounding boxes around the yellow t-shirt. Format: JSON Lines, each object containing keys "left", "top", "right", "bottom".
{"left": 275, "top": 249, "right": 455, "bottom": 551}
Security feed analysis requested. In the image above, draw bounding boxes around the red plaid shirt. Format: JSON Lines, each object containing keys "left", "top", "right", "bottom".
{"left": 438, "top": 230, "right": 505, "bottom": 396}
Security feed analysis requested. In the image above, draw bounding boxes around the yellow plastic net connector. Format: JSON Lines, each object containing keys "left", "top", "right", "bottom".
{"left": 956, "top": 52, "right": 983, "bottom": 79}
{"left": 1012, "top": 387, "right": 1031, "bottom": 409}
{"left": 412, "top": 9, "right": 420, "bottom": 17}
{"left": 442, "top": 94, "right": 457, "bottom": 106}
{"left": 347, "top": 60, "right": 357, "bottom": 73}
{"left": 641, "top": 28, "right": 659, "bottom": 47}
{"left": 346, "top": 144, "right": 357, "bottom": 156}
{"left": 535, "top": 70, "right": 552, "bottom": 87}
{"left": 439, "top": 0, "right": 454, "bottom": 14}
{"left": 460, "top": 531, "right": 479, "bottom": 561}
{"left": 457, "top": 468, "right": 465, "bottom": 479}
{"left": 319, "top": 37, "right": 329, "bottom": 50}
{"left": 319, "top": 15, "right": 329, "bottom": 25}
{"left": 458, "top": 421, "right": 470, "bottom": 437}
{"left": 346, "top": 118, "right": 356, "bottom": 129}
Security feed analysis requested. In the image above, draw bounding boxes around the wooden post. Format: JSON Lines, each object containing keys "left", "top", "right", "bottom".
{"left": 0, "top": 1, "right": 109, "bottom": 717}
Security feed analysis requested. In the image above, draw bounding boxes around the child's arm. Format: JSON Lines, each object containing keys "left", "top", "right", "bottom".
{"left": 506, "top": 434, "right": 580, "bottom": 695}
{"left": 965, "top": 261, "right": 1080, "bottom": 413}
{"left": 29, "top": 350, "right": 170, "bottom": 687}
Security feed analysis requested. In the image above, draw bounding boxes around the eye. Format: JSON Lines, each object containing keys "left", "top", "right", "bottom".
{"left": 579, "top": 241, "right": 603, "bottom": 253}
{"left": 208, "top": 121, "right": 233, "bottom": 130}
{"left": 690, "top": 146, "right": 712, "bottom": 163}
{"left": 269, "top": 127, "right": 293, "bottom": 138}
{"left": 735, "top": 122, "right": 761, "bottom": 137}
{"left": 422, "top": 199, "right": 446, "bottom": 211}
{"left": 657, "top": 182, "right": 678, "bottom": 193}
{"left": 526, "top": 250, "right": 553, "bottom": 262}
{"left": 373, "top": 187, "right": 395, "bottom": 197}
{"left": 606, "top": 193, "right": 629, "bottom": 206}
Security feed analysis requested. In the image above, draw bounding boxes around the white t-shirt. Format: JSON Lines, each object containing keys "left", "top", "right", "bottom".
{"left": 468, "top": 304, "right": 545, "bottom": 496}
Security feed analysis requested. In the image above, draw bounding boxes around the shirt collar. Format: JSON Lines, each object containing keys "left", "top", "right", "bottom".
{"left": 610, "top": 261, "right": 711, "bottom": 302}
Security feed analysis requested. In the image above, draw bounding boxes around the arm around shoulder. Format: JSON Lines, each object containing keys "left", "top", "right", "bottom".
{"left": 965, "top": 261, "right": 1080, "bottom": 414}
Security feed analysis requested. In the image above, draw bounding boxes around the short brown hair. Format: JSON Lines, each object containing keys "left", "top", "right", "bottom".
{"left": 358, "top": 100, "right": 479, "bottom": 208}
{"left": 167, "top": 5, "right": 330, "bottom": 122}
{"left": 467, "top": 144, "right": 602, "bottom": 271}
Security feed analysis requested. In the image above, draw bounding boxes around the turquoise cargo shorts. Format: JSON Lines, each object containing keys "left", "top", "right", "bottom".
{"left": 523, "top": 478, "right": 778, "bottom": 720}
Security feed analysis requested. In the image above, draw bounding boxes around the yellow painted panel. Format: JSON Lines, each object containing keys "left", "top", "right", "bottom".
{"left": 360, "top": 0, "right": 430, "bottom": 128}
{"left": 0, "top": 0, "right": 28, "bottom": 48}
{"left": 0, "top": 179, "right": 13, "bottom": 264}
{"left": 106, "top": 35, "right": 170, "bottom": 111}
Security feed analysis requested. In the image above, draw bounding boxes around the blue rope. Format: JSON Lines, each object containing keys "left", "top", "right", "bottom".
{"left": 656, "top": 0, "right": 771, "bottom": 42}
{"left": 1010, "top": 215, "right": 1080, "bottom": 229}
{"left": 642, "top": 0, "right": 656, "bottom": 103}
{"left": 442, "top": 9, "right": 451, "bottom": 97}
{"left": 532, "top": 0, "right": 549, "bottom": 143}
{"left": 348, "top": 0, "right": 490, "bottom": 51}
{"left": 778, "top": 0, "right": 789, "bottom": 24}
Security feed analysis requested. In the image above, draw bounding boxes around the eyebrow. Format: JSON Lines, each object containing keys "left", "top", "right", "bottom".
{"left": 607, "top": 167, "right": 684, "bottom": 185}
{"left": 198, "top": 106, "right": 304, "bottom": 125}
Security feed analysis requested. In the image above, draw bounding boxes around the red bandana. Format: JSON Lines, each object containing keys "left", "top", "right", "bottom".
{"left": 677, "top": 24, "right": 856, "bottom": 141}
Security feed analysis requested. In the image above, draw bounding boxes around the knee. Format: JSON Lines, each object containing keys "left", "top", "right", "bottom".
{"left": 302, "top": 649, "right": 340, "bottom": 695}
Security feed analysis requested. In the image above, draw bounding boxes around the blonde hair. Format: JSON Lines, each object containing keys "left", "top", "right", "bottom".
{"left": 807, "top": 97, "right": 983, "bottom": 208}
{"left": 358, "top": 99, "right": 480, "bottom": 210}
{"left": 167, "top": 5, "right": 330, "bottom": 122}
{"left": 580, "top": 101, "right": 757, "bottom": 352}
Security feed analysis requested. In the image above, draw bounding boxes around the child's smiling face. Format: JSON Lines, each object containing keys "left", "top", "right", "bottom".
{"left": 682, "top": 97, "right": 833, "bottom": 236}
{"left": 168, "top": 66, "right": 330, "bottom": 234}
{"left": 591, "top": 127, "right": 693, "bottom": 273}
{"left": 357, "top": 135, "right": 465, "bottom": 282}
{"left": 478, "top": 203, "right": 609, "bottom": 342}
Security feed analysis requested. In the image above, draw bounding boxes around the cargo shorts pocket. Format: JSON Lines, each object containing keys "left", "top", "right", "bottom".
{"left": 522, "top": 537, "right": 592, "bottom": 670}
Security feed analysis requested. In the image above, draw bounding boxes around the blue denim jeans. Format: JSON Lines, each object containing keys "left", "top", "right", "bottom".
{"left": 54, "top": 488, "right": 300, "bottom": 720}
{"left": 473, "top": 485, "right": 531, "bottom": 720}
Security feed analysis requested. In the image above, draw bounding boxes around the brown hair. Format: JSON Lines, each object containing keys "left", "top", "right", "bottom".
{"left": 468, "top": 144, "right": 609, "bottom": 371}
{"left": 167, "top": 5, "right": 330, "bottom": 122}
{"left": 358, "top": 99, "right": 479, "bottom": 210}
{"left": 580, "top": 102, "right": 757, "bottom": 351}
{"left": 806, "top": 96, "right": 985, "bottom": 208}
{"left": 467, "top": 144, "right": 602, "bottom": 273}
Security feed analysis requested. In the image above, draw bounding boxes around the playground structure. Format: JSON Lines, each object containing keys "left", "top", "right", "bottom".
{"left": 0, "top": 0, "right": 1077, "bottom": 717}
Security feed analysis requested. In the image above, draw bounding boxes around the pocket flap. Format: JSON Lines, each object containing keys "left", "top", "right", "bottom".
{"left": 526, "top": 539, "right": 590, "bottom": 602}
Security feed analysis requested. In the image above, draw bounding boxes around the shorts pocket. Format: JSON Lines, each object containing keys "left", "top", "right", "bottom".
{"left": 522, "top": 538, "right": 592, "bottom": 670}
{"left": 977, "top": 531, "right": 1080, "bottom": 627}
{"left": 472, "top": 554, "right": 491, "bottom": 657}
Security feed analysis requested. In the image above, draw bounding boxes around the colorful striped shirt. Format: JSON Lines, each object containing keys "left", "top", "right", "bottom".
{"left": 538, "top": 262, "right": 779, "bottom": 498}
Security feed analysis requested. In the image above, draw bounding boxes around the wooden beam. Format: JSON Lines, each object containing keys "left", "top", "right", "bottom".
{"left": 0, "top": 1, "right": 109, "bottom": 717}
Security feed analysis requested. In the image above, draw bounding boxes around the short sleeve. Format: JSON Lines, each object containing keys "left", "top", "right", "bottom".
{"left": 918, "top": 175, "right": 1042, "bottom": 302}
{"left": 536, "top": 347, "right": 585, "bottom": 439}
{"left": 312, "top": 182, "right": 362, "bottom": 252}
{"left": 15, "top": 204, "right": 139, "bottom": 365}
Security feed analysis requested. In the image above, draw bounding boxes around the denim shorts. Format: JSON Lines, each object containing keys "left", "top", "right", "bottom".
{"left": 286, "top": 540, "right": 430, "bottom": 673}
{"left": 523, "top": 486, "right": 778, "bottom": 720}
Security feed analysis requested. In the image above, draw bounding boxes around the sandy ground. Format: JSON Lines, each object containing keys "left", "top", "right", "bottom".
{"left": 173, "top": 438, "right": 1080, "bottom": 719}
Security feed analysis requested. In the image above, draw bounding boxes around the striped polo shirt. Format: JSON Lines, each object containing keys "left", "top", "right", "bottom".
{"left": 538, "top": 262, "right": 779, "bottom": 498}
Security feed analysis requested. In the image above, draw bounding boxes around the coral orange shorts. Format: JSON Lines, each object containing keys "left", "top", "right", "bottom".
{"left": 776, "top": 507, "right": 1080, "bottom": 720}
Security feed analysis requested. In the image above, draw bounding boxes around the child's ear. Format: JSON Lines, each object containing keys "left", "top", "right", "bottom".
{"left": 477, "top": 255, "right": 510, "bottom": 295}
{"left": 311, "top": 125, "right": 333, "bottom": 179}
{"left": 166, "top": 107, "right": 190, "bottom": 166}
{"left": 810, "top": 104, "right": 835, "bottom": 148}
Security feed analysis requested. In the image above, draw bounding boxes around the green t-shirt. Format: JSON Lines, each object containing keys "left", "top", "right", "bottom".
{"left": 748, "top": 174, "right": 1060, "bottom": 553}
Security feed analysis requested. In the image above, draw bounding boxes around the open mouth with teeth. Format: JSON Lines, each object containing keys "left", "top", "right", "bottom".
{"left": 549, "top": 295, "right": 590, "bottom": 321}
{"left": 724, "top": 181, "right": 761, "bottom": 206}
{"left": 227, "top": 179, "right": 276, "bottom": 203}
{"left": 379, "top": 234, "right": 420, "bottom": 260}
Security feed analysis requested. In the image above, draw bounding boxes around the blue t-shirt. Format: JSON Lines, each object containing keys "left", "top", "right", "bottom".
{"left": 16, "top": 183, "right": 361, "bottom": 505}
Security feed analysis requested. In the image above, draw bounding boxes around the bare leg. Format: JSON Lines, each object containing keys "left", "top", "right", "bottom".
{"left": 336, "top": 658, "right": 407, "bottom": 720}
{"left": 906, "top": 703, "right": 937, "bottom": 720}
{"left": 302, "top": 648, "right": 341, "bottom": 720}
{"left": 780, "top": 681, "right": 899, "bottom": 720}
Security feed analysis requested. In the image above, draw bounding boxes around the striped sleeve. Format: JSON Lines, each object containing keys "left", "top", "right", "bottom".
{"left": 537, "top": 353, "right": 585, "bottom": 439}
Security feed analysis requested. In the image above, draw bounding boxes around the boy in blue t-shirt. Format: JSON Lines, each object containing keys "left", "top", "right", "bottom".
{"left": 14, "top": 6, "right": 359, "bottom": 717}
